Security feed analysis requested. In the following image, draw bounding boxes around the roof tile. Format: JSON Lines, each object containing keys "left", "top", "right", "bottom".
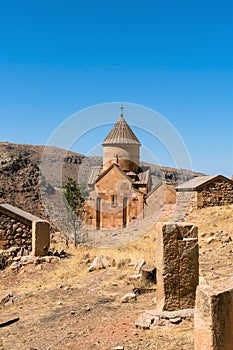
{"left": 102, "top": 115, "right": 141, "bottom": 145}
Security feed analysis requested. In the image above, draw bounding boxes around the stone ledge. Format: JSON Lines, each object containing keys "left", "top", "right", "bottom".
{"left": 194, "top": 280, "right": 233, "bottom": 350}
{"left": 135, "top": 308, "right": 194, "bottom": 329}
{"left": 0, "top": 203, "right": 50, "bottom": 256}
{"left": 0, "top": 203, "right": 43, "bottom": 225}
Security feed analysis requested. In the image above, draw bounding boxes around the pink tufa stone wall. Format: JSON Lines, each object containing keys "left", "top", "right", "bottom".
{"left": 144, "top": 183, "right": 176, "bottom": 218}
{"left": 84, "top": 165, "right": 145, "bottom": 229}
{"left": 103, "top": 144, "right": 140, "bottom": 172}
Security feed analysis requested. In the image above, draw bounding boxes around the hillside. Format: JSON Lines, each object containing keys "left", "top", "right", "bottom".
{"left": 0, "top": 142, "right": 84, "bottom": 220}
{"left": 0, "top": 142, "right": 202, "bottom": 222}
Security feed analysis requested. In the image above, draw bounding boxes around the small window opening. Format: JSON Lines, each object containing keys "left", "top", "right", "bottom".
{"left": 111, "top": 195, "right": 117, "bottom": 207}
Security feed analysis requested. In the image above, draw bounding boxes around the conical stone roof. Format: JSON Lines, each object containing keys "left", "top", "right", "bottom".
{"left": 102, "top": 115, "right": 141, "bottom": 145}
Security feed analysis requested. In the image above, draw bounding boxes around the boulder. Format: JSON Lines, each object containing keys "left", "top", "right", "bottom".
{"left": 120, "top": 293, "right": 137, "bottom": 303}
{"left": 88, "top": 256, "right": 111, "bottom": 272}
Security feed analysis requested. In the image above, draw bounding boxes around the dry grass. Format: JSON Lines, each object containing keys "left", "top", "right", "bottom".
{"left": 1, "top": 204, "right": 232, "bottom": 350}
{"left": 8, "top": 204, "right": 233, "bottom": 297}
{"left": 5, "top": 231, "right": 156, "bottom": 297}
{"left": 187, "top": 204, "right": 233, "bottom": 234}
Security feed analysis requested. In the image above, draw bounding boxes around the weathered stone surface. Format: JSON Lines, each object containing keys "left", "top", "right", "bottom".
{"left": 194, "top": 281, "right": 233, "bottom": 350}
{"left": 176, "top": 176, "right": 233, "bottom": 211}
{"left": 129, "top": 258, "right": 145, "bottom": 273}
{"left": 169, "top": 317, "right": 182, "bottom": 324}
{"left": 135, "top": 308, "right": 193, "bottom": 329}
{"left": 135, "top": 316, "right": 155, "bottom": 329}
{"left": 129, "top": 274, "right": 142, "bottom": 281}
{"left": 120, "top": 293, "right": 137, "bottom": 303}
{"left": 0, "top": 204, "right": 50, "bottom": 265}
{"left": 155, "top": 222, "right": 199, "bottom": 311}
{"left": 88, "top": 256, "right": 111, "bottom": 272}
{"left": 20, "top": 256, "right": 36, "bottom": 265}
{"left": 32, "top": 220, "right": 50, "bottom": 256}
{"left": 0, "top": 293, "right": 13, "bottom": 305}
{"left": 0, "top": 213, "right": 32, "bottom": 251}
{"left": 141, "top": 264, "right": 156, "bottom": 285}
{"left": 10, "top": 261, "right": 22, "bottom": 270}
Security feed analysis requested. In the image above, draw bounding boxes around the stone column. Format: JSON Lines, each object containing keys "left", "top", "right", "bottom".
{"left": 155, "top": 222, "right": 199, "bottom": 311}
{"left": 194, "top": 281, "right": 233, "bottom": 350}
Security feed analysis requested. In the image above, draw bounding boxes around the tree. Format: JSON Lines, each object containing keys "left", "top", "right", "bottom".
{"left": 63, "top": 178, "right": 88, "bottom": 246}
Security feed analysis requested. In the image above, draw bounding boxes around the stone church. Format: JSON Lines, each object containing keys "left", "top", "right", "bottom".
{"left": 83, "top": 109, "right": 152, "bottom": 229}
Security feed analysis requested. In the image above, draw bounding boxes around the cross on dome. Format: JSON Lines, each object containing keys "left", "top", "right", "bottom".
{"left": 102, "top": 108, "right": 141, "bottom": 145}
{"left": 120, "top": 104, "right": 124, "bottom": 116}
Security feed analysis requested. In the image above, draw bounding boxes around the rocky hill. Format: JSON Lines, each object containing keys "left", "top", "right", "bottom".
{"left": 0, "top": 142, "right": 202, "bottom": 221}
{"left": 0, "top": 142, "right": 84, "bottom": 220}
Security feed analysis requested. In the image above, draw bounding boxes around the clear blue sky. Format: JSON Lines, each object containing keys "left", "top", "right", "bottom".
{"left": 0, "top": 0, "right": 232, "bottom": 176}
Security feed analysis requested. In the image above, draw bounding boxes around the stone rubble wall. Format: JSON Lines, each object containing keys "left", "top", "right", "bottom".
{"left": 176, "top": 179, "right": 233, "bottom": 213}
{"left": 197, "top": 179, "right": 233, "bottom": 208}
{"left": 0, "top": 203, "right": 50, "bottom": 269}
{"left": 0, "top": 213, "right": 32, "bottom": 251}
{"left": 0, "top": 246, "right": 24, "bottom": 270}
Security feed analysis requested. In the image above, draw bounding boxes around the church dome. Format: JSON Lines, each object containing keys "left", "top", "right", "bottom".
{"left": 102, "top": 109, "right": 141, "bottom": 173}
{"left": 102, "top": 115, "right": 141, "bottom": 146}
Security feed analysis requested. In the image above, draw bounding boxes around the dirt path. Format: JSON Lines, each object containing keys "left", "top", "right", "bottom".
{"left": 0, "top": 263, "right": 193, "bottom": 350}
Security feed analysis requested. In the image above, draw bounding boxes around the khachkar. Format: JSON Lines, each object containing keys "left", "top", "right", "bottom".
{"left": 155, "top": 222, "right": 199, "bottom": 311}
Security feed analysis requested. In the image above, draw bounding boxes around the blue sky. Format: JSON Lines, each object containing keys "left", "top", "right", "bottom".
{"left": 0, "top": 0, "right": 232, "bottom": 176}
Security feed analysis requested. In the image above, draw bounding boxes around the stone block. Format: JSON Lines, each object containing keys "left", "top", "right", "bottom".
{"left": 32, "top": 220, "right": 50, "bottom": 256}
{"left": 155, "top": 222, "right": 199, "bottom": 311}
{"left": 0, "top": 240, "right": 8, "bottom": 250}
{"left": 141, "top": 264, "right": 157, "bottom": 285}
{"left": 194, "top": 281, "right": 233, "bottom": 350}
{"left": 1, "top": 204, "right": 50, "bottom": 257}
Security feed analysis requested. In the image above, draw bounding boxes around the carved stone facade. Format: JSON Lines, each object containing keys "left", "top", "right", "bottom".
{"left": 155, "top": 222, "right": 199, "bottom": 311}
{"left": 84, "top": 112, "right": 152, "bottom": 229}
{"left": 84, "top": 164, "right": 145, "bottom": 229}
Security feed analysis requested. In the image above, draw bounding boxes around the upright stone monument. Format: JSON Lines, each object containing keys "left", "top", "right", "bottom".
{"left": 194, "top": 281, "right": 233, "bottom": 350}
{"left": 155, "top": 222, "right": 199, "bottom": 311}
